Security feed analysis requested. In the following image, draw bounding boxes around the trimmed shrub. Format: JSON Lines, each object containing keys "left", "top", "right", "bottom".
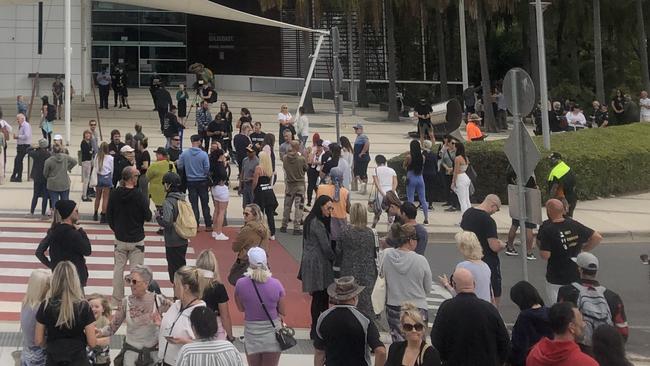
{"left": 388, "top": 123, "right": 650, "bottom": 204}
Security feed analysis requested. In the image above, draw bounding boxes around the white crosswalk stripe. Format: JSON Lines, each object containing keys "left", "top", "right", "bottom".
{"left": 427, "top": 284, "right": 453, "bottom": 319}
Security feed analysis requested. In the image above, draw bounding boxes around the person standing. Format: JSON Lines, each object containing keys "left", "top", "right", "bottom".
{"left": 230, "top": 204, "right": 270, "bottom": 285}
{"left": 163, "top": 105, "right": 184, "bottom": 148}
{"left": 440, "top": 137, "right": 459, "bottom": 211}
{"left": 209, "top": 147, "right": 230, "bottom": 241}
{"left": 40, "top": 96, "right": 55, "bottom": 148}
{"left": 508, "top": 281, "right": 553, "bottom": 366}
{"left": 96, "top": 68, "right": 111, "bottom": 109}
{"left": 80, "top": 130, "right": 94, "bottom": 202}
{"left": 430, "top": 268, "right": 510, "bottom": 366}
{"left": 610, "top": 89, "right": 626, "bottom": 125}
{"left": 494, "top": 87, "right": 508, "bottom": 131}
{"left": 252, "top": 151, "right": 279, "bottom": 239}
{"left": 176, "top": 84, "right": 189, "bottom": 125}
{"left": 156, "top": 172, "right": 190, "bottom": 283}
{"left": 281, "top": 140, "right": 307, "bottom": 235}
{"left": 547, "top": 152, "right": 578, "bottom": 217}
{"left": 538, "top": 199, "right": 602, "bottom": 304}
{"left": 352, "top": 123, "right": 371, "bottom": 194}
{"left": 17, "top": 95, "right": 28, "bottom": 115}
{"left": 107, "top": 166, "right": 152, "bottom": 303}
{"left": 296, "top": 106, "right": 309, "bottom": 147}
{"left": 217, "top": 102, "right": 234, "bottom": 154}
{"left": 167, "top": 134, "right": 182, "bottom": 162}
{"left": 403, "top": 140, "right": 429, "bottom": 224}
{"left": 153, "top": 84, "right": 173, "bottom": 132}
{"left": 460, "top": 194, "right": 506, "bottom": 305}
{"left": 51, "top": 76, "right": 64, "bottom": 119}
{"left": 239, "top": 144, "right": 259, "bottom": 208}
{"left": 20, "top": 269, "right": 51, "bottom": 366}
{"left": 27, "top": 139, "right": 51, "bottom": 218}
{"left": 277, "top": 104, "right": 294, "bottom": 141}
{"left": 386, "top": 303, "right": 441, "bottom": 366}
{"left": 112, "top": 145, "right": 136, "bottom": 188}
{"left": 316, "top": 167, "right": 350, "bottom": 247}
{"left": 177, "top": 134, "right": 212, "bottom": 231}
{"left": 421, "top": 140, "right": 438, "bottom": 211}
{"left": 306, "top": 139, "right": 324, "bottom": 206}
{"left": 451, "top": 141, "right": 472, "bottom": 214}
{"left": 385, "top": 203, "right": 428, "bottom": 255}
{"left": 117, "top": 68, "right": 130, "bottom": 108}
{"left": 93, "top": 142, "right": 113, "bottom": 223}
{"left": 11, "top": 113, "right": 31, "bottom": 182}
{"left": 414, "top": 97, "right": 434, "bottom": 144}
{"left": 249, "top": 121, "right": 266, "bottom": 153}
{"left": 371, "top": 154, "right": 398, "bottom": 228}
{"left": 43, "top": 144, "right": 77, "bottom": 208}
{"left": 640, "top": 90, "right": 650, "bottom": 123}
{"left": 147, "top": 147, "right": 176, "bottom": 231}
{"left": 463, "top": 84, "right": 477, "bottom": 114}
{"left": 196, "top": 100, "right": 212, "bottom": 151}
{"left": 314, "top": 276, "right": 387, "bottom": 366}
{"left": 35, "top": 200, "right": 92, "bottom": 287}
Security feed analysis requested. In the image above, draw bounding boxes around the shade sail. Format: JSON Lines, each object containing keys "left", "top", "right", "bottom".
{"left": 0, "top": 0, "right": 327, "bottom": 34}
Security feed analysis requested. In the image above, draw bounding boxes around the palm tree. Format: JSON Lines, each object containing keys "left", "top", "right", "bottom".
{"left": 434, "top": 0, "right": 450, "bottom": 100}
{"left": 385, "top": 0, "right": 400, "bottom": 121}
{"left": 638, "top": 0, "right": 650, "bottom": 91}
{"left": 593, "top": 0, "right": 605, "bottom": 103}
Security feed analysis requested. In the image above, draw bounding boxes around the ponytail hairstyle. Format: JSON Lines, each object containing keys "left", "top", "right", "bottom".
{"left": 174, "top": 266, "right": 201, "bottom": 297}
{"left": 389, "top": 223, "right": 417, "bottom": 248}
{"left": 196, "top": 250, "right": 222, "bottom": 298}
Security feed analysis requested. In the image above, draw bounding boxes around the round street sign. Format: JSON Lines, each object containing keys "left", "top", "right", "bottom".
{"left": 504, "top": 68, "right": 536, "bottom": 116}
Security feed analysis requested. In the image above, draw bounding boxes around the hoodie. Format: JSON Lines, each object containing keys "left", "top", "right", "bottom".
{"left": 382, "top": 248, "right": 432, "bottom": 309}
{"left": 232, "top": 221, "right": 270, "bottom": 260}
{"left": 282, "top": 152, "right": 307, "bottom": 184}
{"left": 106, "top": 186, "right": 152, "bottom": 243}
{"left": 177, "top": 147, "right": 209, "bottom": 182}
{"left": 43, "top": 153, "right": 77, "bottom": 191}
{"left": 509, "top": 307, "right": 554, "bottom": 366}
{"left": 156, "top": 192, "right": 189, "bottom": 247}
{"left": 35, "top": 223, "right": 92, "bottom": 286}
{"left": 526, "top": 338, "right": 598, "bottom": 366}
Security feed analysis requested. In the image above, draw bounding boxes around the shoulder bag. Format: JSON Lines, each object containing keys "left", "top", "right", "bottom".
{"left": 371, "top": 248, "right": 387, "bottom": 315}
{"left": 250, "top": 278, "right": 297, "bottom": 351}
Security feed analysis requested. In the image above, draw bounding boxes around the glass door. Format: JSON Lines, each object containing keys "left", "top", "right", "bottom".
{"left": 110, "top": 46, "right": 139, "bottom": 88}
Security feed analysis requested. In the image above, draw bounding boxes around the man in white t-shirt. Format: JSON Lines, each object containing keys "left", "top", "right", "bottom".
{"left": 371, "top": 154, "right": 397, "bottom": 228}
{"left": 639, "top": 90, "right": 650, "bottom": 123}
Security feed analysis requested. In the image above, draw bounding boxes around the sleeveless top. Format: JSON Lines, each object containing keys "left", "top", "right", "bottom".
{"left": 254, "top": 175, "right": 278, "bottom": 209}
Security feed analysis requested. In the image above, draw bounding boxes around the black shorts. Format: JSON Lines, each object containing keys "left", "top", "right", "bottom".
{"left": 418, "top": 121, "right": 433, "bottom": 136}
{"left": 490, "top": 264, "right": 502, "bottom": 298}
{"left": 511, "top": 218, "right": 537, "bottom": 229}
{"left": 53, "top": 95, "right": 63, "bottom": 106}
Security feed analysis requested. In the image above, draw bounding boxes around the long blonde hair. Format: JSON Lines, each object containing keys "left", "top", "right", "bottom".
{"left": 258, "top": 151, "right": 273, "bottom": 177}
{"left": 455, "top": 231, "right": 483, "bottom": 260}
{"left": 174, "top": 266, "right": 201, "bottom": 297}
{"left": 196, "top": 250, "right": 222, "bottom": 297}
{"left": 46, "top": 261, "right": 85, "bottom": 329}
{"left": 23, "top": 269, "right": 51, "bottom": 308}
{"left": 97, "top": 142, "right": 109, "bottom": 169}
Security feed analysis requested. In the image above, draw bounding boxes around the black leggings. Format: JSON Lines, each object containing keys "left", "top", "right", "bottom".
{"left": 310, "top": 289, "right": 329, "bottom": 339}
{"left": 307, "top": 168, "right": 319, "bottom": 204}
{"left": 41, "top": 129, "right": 51, "bottom": 148}
{"left": 165, "top": 244, "right": 188, "bottom": 283}
{"left": 263, "top": 205, "right": 276, "bottom": 236}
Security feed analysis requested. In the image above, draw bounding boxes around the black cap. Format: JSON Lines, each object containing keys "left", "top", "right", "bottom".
{"left": 162, "top": 172, "right": 181, "bottom": 187}
{"left": 549, "top": 152, "right": 562, "bottom": 160}
{"left": 154, "top": 147, "right": 168, "bottom": 156}
{"left": 190, "top": 134, "right": 202, "bottom": 142}
{"left": 55, "top": 200, "right": 76, "bottom": 220}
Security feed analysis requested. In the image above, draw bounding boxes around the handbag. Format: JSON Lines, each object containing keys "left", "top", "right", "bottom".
{"left": 89, "top": 165, "right": 97, "bottom": 188}
{"left": 227, "top": 257, "right": 249, "bottom": 286}
{"left": 250, "top": 278, "right": 297, "bottom": 351}
{"left": 466, "top": 163, "right": 477, "bottom": 183}
{"left": 371, "top": 250, "right": 386, "bottom": 315}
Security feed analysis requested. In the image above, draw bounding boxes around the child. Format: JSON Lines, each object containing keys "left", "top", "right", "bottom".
{"left": 21, "top": 269, "right": 51, "bottom": 366}
{"left": 134, "top": 123, "right": 146, "bottom": 150}
{"left": 87, "top": 294, "right": 112, "bottom": 366}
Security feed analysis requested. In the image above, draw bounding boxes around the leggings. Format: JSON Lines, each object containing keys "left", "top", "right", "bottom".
{"left": 454, "top": 173, "right": 472, "bottom": 214}
{"left": 310, "top": 290, "right": 329, "bottom": 340}
{"left": 406, "top": 171, "right": 428, "bottom": 217}
{"left": 263, "top": 205, "right": 276, "bottom": 236}
{"left": 306, "top": 167, "right": 319, "bottom": 204}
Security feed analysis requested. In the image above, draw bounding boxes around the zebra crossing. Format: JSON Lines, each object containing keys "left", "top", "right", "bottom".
{"left": 427, "top": 283, "right": 453, "bottom": 327}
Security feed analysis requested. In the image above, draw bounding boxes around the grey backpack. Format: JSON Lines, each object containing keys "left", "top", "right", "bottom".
{"left": 572, "top": 282, "right": 613, "bottom": 346}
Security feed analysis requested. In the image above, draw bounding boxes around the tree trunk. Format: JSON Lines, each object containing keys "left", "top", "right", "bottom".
{"left": 357, "top": 23, "right": 369, "bottom": 108}
{"left": 301, "top": 2, "right": 315, "bottom": 113}
{"left": 436, "top": 8, "right": 449, "bottom": 101}
{"left": 528, "top": 4, "right": 540, "bottom": 100}
{"left": 569, "top": 35, "right": 580, "bottom": 88}
{"left": 385, "top": 0, "right": 399, "bottom": 122}
{"left": 476, "top": 3, "right": 497, "bottom": 132}
{"left": 638, "top": 0, "right": 650, "bottom": 91}
{"left": 593, "top": 0, "right": 605, "bottom": 103}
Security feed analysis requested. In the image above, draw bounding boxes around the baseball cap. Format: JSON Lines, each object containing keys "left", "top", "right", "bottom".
{"left": 247, "top": 247, "right": 267, "bottom": 267}
{"left": 245, "top": 144, "right": 255, "bottom": 153}
{"left": 120, "top": 145, "right": 135, "bottom": 153}
{"left": 352, "top": 123, "right": 363, "bottom": 129}
{"left": 53, "top": 134, "right": 63, "bottom": 141}
{"left": 549, "top": 152, "right": 562, "bottom": 160}
{"left": 572, "top": 252, "right": 599, "bottom": 271}
{"left": 154, "top": 147, "right": 168, "bottom": 156}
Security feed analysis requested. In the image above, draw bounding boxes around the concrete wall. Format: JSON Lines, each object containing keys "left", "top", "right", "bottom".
{"left": 0, "top": 0, "right": 86, "bottom": 99}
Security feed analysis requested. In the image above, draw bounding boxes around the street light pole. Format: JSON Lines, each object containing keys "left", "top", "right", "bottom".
{"left": 535, "top": 0, "right": 550, "bottom": 150}
{"left": 64, "top": 0, "right": 71, "bottom": 145}
{"left": 459, "top": 0, "right": 469, "bottom": 90}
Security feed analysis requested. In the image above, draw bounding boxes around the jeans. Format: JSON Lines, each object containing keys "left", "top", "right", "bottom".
{"left": 187, "top": 180, "right": 212, "bottom": 227}
{"left": 11, "top": 144, "right": 29, "bottom": 181}
{"left": 112, "top": 239, "right": 145, "bottom": 301}
{"left": 306, "top": 168, "right": 319, "bottom": 205}
{"left": 31, "top": 180, "right": 49, "bottom": 215}
{"left": 165, "top": 244, "right": 188, "bottom": 283}
{"left": 81, "top": 161, "right": 92, "bottom": 199}
{"left": 242, "top": 182, "right": 254, "bottom": 208}
{"left": 98, "top": 84, "right": 110, "bottom": 108}
{"left": 406, "top": 171, "right": 428, "bottom": 218}
{"left": 48, "top": 190, "right": 70, "bottom": 211}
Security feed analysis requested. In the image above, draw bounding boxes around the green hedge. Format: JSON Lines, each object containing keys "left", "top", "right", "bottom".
{"left": 388, "top": 123, "right": 650, "bottom": 204}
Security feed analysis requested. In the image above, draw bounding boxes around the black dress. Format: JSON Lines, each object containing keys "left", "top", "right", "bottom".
{"left": 254, "top": 175, "right": 278, "bottom": 210}
{"left": 386, "top": 341, "right": 442, "bottom": 366}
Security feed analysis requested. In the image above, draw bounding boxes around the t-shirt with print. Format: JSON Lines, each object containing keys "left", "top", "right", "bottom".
{"left": 207, "top": 119, "right": 228, "bottom": 142}
{"left": 36, "top": 299, "right": 95, "bottom": 358}
{"left": 460, "top": 208, "right": 499, "bottom": 270}
{"left": 640, "top": 98, "right": 650, "bottom": 118}
{"left": 314, "top": 305, "right": 384, "bottom": 366}
{"left": 249, "top": 132, "right": 266, "bottom": 150}
{"left": 234, "top": 277, "right": 285, "bottom": 321}
{"left": 538, "top": 218, "right": 595, "bottom": 285}
{"left": 415, "top": 103, "right": 433, "bottom": 124}
{"left": 202, "top": 282, "right": 229, "bottom": 316}
{"left": 374, "top": 165, "right": 396, "bottom": 194}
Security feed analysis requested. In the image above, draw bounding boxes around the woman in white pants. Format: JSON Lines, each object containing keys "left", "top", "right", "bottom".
{"left": 452, "top": 142, "right": 472, "bottom": 214}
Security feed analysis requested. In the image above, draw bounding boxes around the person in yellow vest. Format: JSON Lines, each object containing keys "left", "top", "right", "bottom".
{"left": 147, "top": 147, "right": 177, "bottom": 235}
{"left": 547, "top": 153, "right": 577, "bottom": 217}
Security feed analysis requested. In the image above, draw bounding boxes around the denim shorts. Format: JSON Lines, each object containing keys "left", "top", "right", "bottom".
{"left": 97, "top": 173, "right": 113, "bottom": 188}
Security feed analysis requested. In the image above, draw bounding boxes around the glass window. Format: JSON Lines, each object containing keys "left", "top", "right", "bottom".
{"left": 92, "top": 46, "right": 109, "bottom": 58}
{"left": 92, "top": 2, "right": 145, "bottom": 11}
{"left": 139, "top": 26, "right": 186, "bottom": 43}
{"left": 140, "top": 73, "right": 188, "bottom": 87}
{"left": 140, "top": 12, "right": 186, "bottom": 25}
{"left": 92, "top": 11, "right": 139, "bottom": 24}
{"left": 93, "top": 25, "right": 140, "bottom": 42}
{"left": 139, "top": 46, "right": 186, "bottom": 60}
{"left": 142, "top": 60, "right": 187, "bottom": 74}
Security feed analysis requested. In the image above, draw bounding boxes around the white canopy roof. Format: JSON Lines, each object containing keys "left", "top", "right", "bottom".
{"left": 0, "top": 0, "right": 327, "bottom": 34}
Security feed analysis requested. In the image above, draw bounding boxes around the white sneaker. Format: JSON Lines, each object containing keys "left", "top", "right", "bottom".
{"left": 213, "top": 233, "right": 229, "bottom": 241}
{"left": 211, "top": 231, "right": 218, "bottom": 238}
{"left": 270, "top": 235, "right": 276, "bottom": 241}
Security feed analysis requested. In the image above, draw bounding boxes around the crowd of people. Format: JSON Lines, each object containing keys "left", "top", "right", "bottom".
{"left": 0, "top": 83, "right": 636, "bottom": 366}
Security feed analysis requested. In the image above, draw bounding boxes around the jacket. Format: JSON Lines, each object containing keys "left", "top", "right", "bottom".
{"left": 153, "top": 87, "right": 172, "bottom": 111}
{"left": 431, "top": 292, "right": 510, "bottom": 366}
{"left": 107, "top": 186, "right": 152, "bottom": 243}
{"left": 509, "top": 307, "right": 553, "bottom": 366}
{"left": 43, "top": 153, "right": 77, "bottom": 191}
{"left": 232, "top": 221, "right": 269, "bottom": 260}
{"left": 382, "top": 248, "right": 432, "bottom": 310}
{"left": 526, "top": 338, "right": 598, "bottom": 366}
{"left": 112, "top": 156, "right": 136, "bottom": 187}
{"left": 27, "top": 148, "right": 51, "bottom": 183}
{"left": 282, "top": 152, "right": 307, "bottom": 184}
{"left": 156, "top": 192, "right": 189, "bottom": 248}
{"left": 299, "top": 219, "right": 335, "bottom": 293}
{"left": 35, "top": 223, "right": 92, "bottom": 286}
{"left": 146, "top": 159, "right": 176, "bottom": 206}
{"left": 177, "top": 147, "right": 209, "bottom": 182}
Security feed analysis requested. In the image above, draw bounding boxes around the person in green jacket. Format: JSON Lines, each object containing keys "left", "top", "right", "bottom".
{"left": 147, "top": 147, "right": 176, "bottom": 235}
{"left": 43, "top": 144, "right": 77, "bottom": 210}
{"left": 547, "top": 152, "right": 577, "bottom": 217}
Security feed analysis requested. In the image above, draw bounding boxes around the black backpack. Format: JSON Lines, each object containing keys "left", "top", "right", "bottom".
{"left": 46, "top": 104, "right": 57, "bottom": 121}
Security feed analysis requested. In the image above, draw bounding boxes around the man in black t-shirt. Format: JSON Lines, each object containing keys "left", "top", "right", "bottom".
{"left": 167, "top": 134, "right": 182, "bottom": 163}
{"left": 206, "top": 117, "right": 228, "bottom": 147}
{"left": 249, "top": 121, "right": 266, "bottom": 153}
{"left": 314, "top": 276, "right": 386, "bottom": 366}
{"left": 460, "top": 194, "right": 506, "bottom": 305}
{"left": 415, "top": 98, "right": 434, "bottom": 143}
{"left": 538, "top": 198, "right": 602, "bottom": 305}
{"left": 162, "top": 106, "right": 184, "bottom": 148}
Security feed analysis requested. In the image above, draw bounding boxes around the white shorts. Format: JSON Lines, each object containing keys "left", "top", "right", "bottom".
{"left": 211, "top": 185, "right": 229, "bottom": 203}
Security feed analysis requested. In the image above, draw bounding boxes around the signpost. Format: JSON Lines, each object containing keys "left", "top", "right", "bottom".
{"left": 503, "top": 68, "right": 542, "bottom": 281}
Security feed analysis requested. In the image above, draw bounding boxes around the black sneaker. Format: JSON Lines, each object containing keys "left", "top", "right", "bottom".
{"left": 292, "top": 229, "right": 302, "bottom": 236}
{"left": 100, "top": 214, "right": 107, "bottom": 224}
{"left": 444, "top": 207, "right": 458, "bottom": 212}
{"left": 156, "top": 228, "right": 164, "bottom": 235}
{"left": 279, "top": 227, "right": 287, "bottom": 233}
{"left": 82, "top": 197, "right": 92, "bottom": 202}
{"left": 93, "top": 212, "right": 98, "bottom": 221}
{"left": 526, "top": 253, "right": 537, "bottom": 261}
{"left": 505, "top": 247, "right": 519, "bottom": 256}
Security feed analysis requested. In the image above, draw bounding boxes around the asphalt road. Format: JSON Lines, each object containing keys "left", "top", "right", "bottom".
{"left": 275, "top": 231, "right": 650, "bottom": 357}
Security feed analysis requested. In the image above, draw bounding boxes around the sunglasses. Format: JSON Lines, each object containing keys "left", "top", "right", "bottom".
{"left": 173, "top": 138, "right": 180, "bottom": 141}
{"left": 402, "top": 323, "right": 424, "bottom": 332}
{"left": 90, "top": 124, "right": 97, "bottom": 127}
{"left": 124, "top": 276, "right": 141, "bottom": 285}
{"left": 243, "top": 212, "right": 251, "bottom": 217}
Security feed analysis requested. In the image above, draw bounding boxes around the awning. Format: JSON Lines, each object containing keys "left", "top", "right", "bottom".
{"left": 0, "top": 0, "right": 327, "bottom": 34}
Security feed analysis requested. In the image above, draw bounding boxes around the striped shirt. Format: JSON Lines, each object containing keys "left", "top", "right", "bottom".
{"left": 176, "top": 339, "right": 244, "bottom": 366}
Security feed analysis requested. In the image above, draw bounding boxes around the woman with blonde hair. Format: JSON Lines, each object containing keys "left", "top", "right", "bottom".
{"left": 252, "top": 150, "right": 278, "bottom": 238}
{"left": 93, "top": 141, "right": 113, "bottom": 223}
{"left": 21, "top": 269, "right": 51, "bottom": 365}
{"left": 230, "top": 204, "right": 270, "bottom": 285}
{"left": 438, "top": 231, "right": 493, "bottom": 303}
{"left": 277, "top": 103, "right": 294, "bottom": 140}
{"left": 235, "top": 247, "right": 287, "bottom": 366}
{"left": 386, "top": 302, "right": 441, "bottom": 365}
{"left": 158, "top": 266, "right": 206, "bottom": 366}
{"left": 197, "top": 249, "right": 234, "bottom": 342}
{"left": 35, "top": 261, "right": 96, "bottom": 365}
{"left": 336, "top": 202, "right": 378, "bottom": 318}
